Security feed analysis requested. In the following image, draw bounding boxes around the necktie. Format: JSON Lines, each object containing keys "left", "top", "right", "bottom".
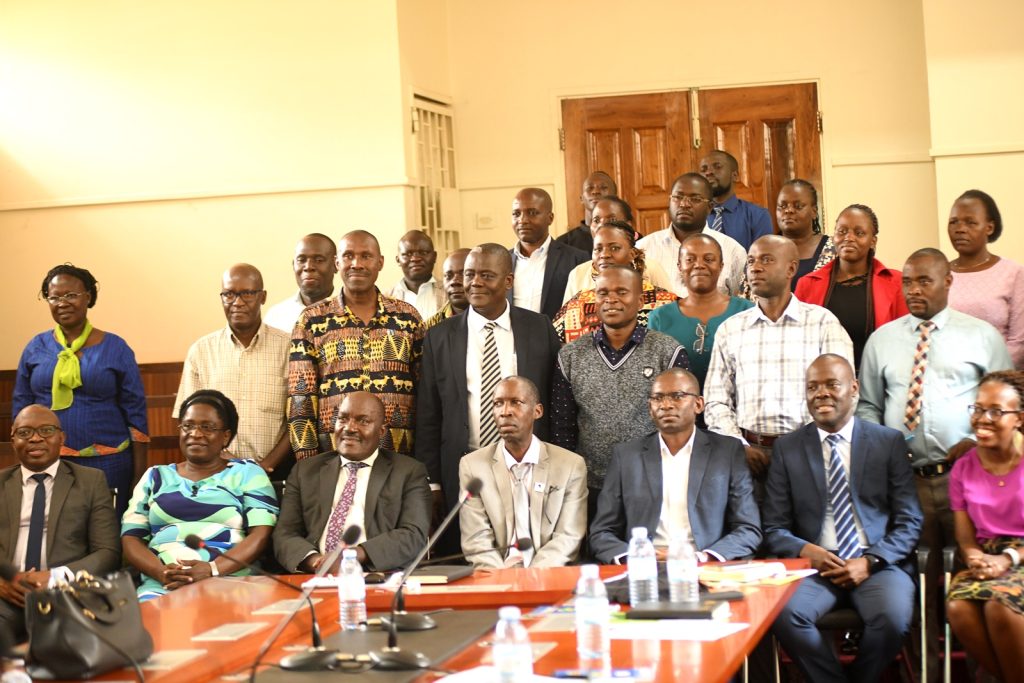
{"left": 25, "top": 473, "right": 50, "bottom": 571}
{"left": 826, "top": 435, "right": 860, "bottom": 560}
{"left": 904, "top": 320, "right": 936, "bottom": 433}
{"left": 479, "top": 322, "right": 502, "bottom": 447}
{"left": 324, "top": 461, "right": 369, "bottom": 554}
{"left": 711, "top": 205, "right": 725, "bottom": 233}
{"left": 509, "top": 463, "right": 535, "bottom": 567}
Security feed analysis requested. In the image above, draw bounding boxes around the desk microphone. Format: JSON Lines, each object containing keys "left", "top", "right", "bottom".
{"left": 369, "top": 477, "right": 484, "bottom": 671}
{"left": 417, "top": 537, "right": 533, "bottom": 566}
{"left": 247, "top": 525, "right": 362, "bottom": 681}
{"left": 183, "top": 535, "right": 324, "bottom": 651}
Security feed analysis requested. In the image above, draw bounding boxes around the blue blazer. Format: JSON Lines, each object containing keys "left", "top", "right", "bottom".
{"left": 762, "top": 418, "right": 922, "bottom": 572}
{"left": 589, "top": 430, "right": 762, "bottom": 563}
{"left": 507, "top": 239, "right": 589, "bottom": 320}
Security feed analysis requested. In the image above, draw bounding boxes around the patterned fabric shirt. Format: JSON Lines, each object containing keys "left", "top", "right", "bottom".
{"left": 704, "top": 295, "right": 854, "bottom": 439}
{"left": 423, "top": 301, "right": 461, "bottom": 330}
{"left": 552, "top": 281, "right": 677, "bottom": 344}
{"left": 173, "top": 323, "right": 290, "bottom": 462}
{"left": 287, "top": 290, "right": 424, "bottom": 459}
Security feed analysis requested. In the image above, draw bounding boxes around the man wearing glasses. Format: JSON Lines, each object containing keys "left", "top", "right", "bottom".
{"left": 174, "top": 264, "right": 292, "bottom": 478}
{"left": 589, "top": 368, "right": 760, "bottom": 564}
{"left": 636, "top": 173, "right": 747, "bottom": 298}
{"left": 0, "top": 405, "right": 120, "bottom": 650}
{"left": 550, "top": 266, "right": 689, "bottom": 522}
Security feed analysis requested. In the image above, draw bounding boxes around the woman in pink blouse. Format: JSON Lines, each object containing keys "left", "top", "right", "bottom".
{"left": 948, "top": 190, "right": 1024, "bottom": 368}
{"left": 946, "top": 371, "right": 1024, "bottom": 681}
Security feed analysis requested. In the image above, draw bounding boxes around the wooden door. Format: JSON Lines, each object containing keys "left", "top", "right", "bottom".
{"left": 562, "top": 83, "right": 822, "bottom": 235}
{"left": 562, "top": 92, "right": 693, "bottom": 236}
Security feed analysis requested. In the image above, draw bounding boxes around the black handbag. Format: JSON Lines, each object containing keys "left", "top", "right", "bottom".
{"left": 24, "top": 570, "right": 153, "bottom": 680}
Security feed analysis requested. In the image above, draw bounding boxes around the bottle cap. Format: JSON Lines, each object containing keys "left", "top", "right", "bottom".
{"left": 498, "top": 606, "right": 521, "bottom": 620}
{"left": 631, "top": 526, "right": 648, "bottom": 539}
{"left": 342, "top": 548, "right": 356, "bottom": 560}
{"left": 580, "top": 564, "right": 599, "bottom": 579}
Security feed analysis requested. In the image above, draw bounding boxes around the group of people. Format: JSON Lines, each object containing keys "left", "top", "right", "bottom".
{"left": 3, "top": 150, "right": 1023, "bottom": 681}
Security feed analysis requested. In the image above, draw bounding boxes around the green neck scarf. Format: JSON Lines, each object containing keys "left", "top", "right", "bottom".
{"left": 51, "top": 320, "right": 93, "bottom": 411}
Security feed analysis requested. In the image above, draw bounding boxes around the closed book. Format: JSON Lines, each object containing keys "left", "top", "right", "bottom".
{"left": 407, "top": 564, "right": 474, "bottom": 585}
{"left": 625, "top": 600, "right": 730, "bottom": 621}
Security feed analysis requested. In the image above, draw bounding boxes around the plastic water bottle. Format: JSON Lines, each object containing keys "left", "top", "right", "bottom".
{"left": 667, "top": 534, "right": 700, "bottom": 604}
{"left": 575, "top": 564, "right": 610, "bottom": 673}
{"left": 492, "top": 606, "right": 533, "bottom": 682}
{"left": 337, "top": 549, "right": 366, "bottom": 630}
{"left": 627, "top": 526, "right": 658, "bottom": 606}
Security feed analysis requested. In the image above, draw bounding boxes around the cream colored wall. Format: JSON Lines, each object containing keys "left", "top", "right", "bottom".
{"left": 449, "top": 0, "right": 938, "bottom": 271}
{"left": 0, "top": 1, "right": 417, "bottom": 367}
{"left": 923, "top": 0, "right": 1024, "bottom": 259}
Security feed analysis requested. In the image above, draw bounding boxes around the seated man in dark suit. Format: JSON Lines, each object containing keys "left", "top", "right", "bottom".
{"left": 0, "top": 405, "right": 121, "bottom": 648}
{"left": 589, "top": 369, "right": 761, "bottom": 564}
{"left": 764, "top": 354, "right": 923, "bottom": 683}
{"left": 274, "top": 392, "right": 431, "bottom": 573}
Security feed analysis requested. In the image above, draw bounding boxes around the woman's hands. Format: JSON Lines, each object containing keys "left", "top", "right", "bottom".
{"left": 161, "top": 560, "right": 217, "bottom": 590}
{"left": 965, "top": 552, "right": 1012, "bottom": 580}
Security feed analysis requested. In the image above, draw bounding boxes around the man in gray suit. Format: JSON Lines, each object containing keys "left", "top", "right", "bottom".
{"left": 459, "top": 376, "right": 587, "bottom": 568}
{"left": 273, "top": 392, "right": 431, "bottom": 573}
{"left": 0, "top": 405, "right": 120, "bottom": 646}
{"left": 589, "top": 369, "right": 761, "bottom": 564}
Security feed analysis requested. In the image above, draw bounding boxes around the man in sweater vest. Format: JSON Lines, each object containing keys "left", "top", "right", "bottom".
{"left": 550, "top": 266, "right": 689, "bottom": 520}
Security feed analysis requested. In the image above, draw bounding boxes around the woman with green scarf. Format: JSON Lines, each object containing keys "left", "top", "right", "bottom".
{"left": 13, "top": 264, "right": 148, "bottom": 517}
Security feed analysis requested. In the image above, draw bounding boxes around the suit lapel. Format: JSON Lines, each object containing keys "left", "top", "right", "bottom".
{"left": 529, "top": 444, "right": 550, "bottom": 545}
{"left": 686, "top": 430, "right": 711, "bottom": 523}
{"left": 803, "top": 425, "right": 828, "bottom": 518}
{"left": 539, "top": 242, "right": 561, "bottom": 315}
{"left": 46, "top": 462, "right": 73, "bottom": 559}
{"left": 451, "top": 315, "right": 470, "bottom": 402}
{"left": 3, "top": 470, "right": 22, "bottom": 559}
{"left": 848, "top": 419, "right": 869, "bottom": 518}
{"left": 640, "top": 435, "right": 663, "bottom": 530}
{"left": 489, "top": 446, "right": 513, "bottom": 545}
{"left": 510, "top": 307, "right": 530, "bottom": 370}
{"left": 318, "top": 456, "right": 341, "bottom": 536}
{"left": 506, "top": 248, "right": 516, "bottom": 309}
{"left": 363, "top": 452, "right": 391, "bottom": 539}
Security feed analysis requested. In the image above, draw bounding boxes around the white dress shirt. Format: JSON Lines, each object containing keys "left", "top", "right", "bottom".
{"left": 502, "top": 435, "right": 541, "bottom": 566}
{"left": 465, "top": 304, "right": 517, "bottom": 450}
{"left": 388, "top": 277, "right": 444, "bottom": 320}
{"left": 512, "top": 235, "right": 552, "bottom": 312}
{"left": 636, "top": 227, "right": 746, "bottom": 298}
{"left": 815, "top": 420, "right": 869, "bottom": 552}
{"left": 654, "top": 431, "right": 696, "bottom": 548}
{"left": 264, "top": 290, "right": 332, "bottom": 334}
{"left": 317, "top": 450, "right": 378, "bottom": 551}
{"left": 14, "top": 461, "right": 72, "bottom": 583}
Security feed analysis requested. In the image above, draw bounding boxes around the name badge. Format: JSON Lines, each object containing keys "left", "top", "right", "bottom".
{"left": 534, "top": 482, "right": 545, "bottom": 492}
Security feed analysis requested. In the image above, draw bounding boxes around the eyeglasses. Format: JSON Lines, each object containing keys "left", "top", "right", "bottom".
{"left": 12, "top": 425, "right": 63, "bottom": 440}
{"left": 219, "top": 290, "right": 263, "bottom": 303}
{"left": 967, "top": 405, "right": 1023, "bottom": 421}
{"left": 693, "top": 322, "right": 708, "bottom": 355}
{"left": 178, "top": 422, "right": 228, "bottom": 435}
{"left": 44, "top": 292, "right": 86, "bottom": 306}
{"left": 648, "top": 391, "right": 701, "bottom": 405}
{"left": 670, "top": 194, "right": 709, "bottom": 206}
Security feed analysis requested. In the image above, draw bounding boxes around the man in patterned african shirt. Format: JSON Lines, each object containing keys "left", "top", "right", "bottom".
{"left": 287, "top": 230, "right": 424, "bottom": 460}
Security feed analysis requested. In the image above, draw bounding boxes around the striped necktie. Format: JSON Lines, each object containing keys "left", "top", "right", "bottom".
{"left": 710, "top": 205, "right": 725, "bottom": 233}
{"left": 826, "top": 434, "right": 861, "bottom": 559}
{"left": 479, "top": 322, "right": 502, "bottom": 446}
{"left": 904, "top": 320, "right": 936, "bottom": 433}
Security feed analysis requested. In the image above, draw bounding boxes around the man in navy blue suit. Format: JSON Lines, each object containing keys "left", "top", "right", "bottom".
{"left": 763, "top": 354, "right": 922, "bottom": 683}
{"left": 589, "top": 368, "right": 761, "bottom": 564}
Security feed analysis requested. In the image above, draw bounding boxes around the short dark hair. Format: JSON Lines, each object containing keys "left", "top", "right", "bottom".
{"left": 178, "top": 389, "right": 240, "bottom": 446}
{"left": 497, "top": 376, "right": 541, "bottom": 404}
{"left": 304, "top": 232, "right": 337, "bottom": 256}
{"left": 906, "top": 247, "right": 951, "bottom": 275}
{"left": 955, "top": 189, "right": 1003, "bottom": 242}
{"left": 596, "top": 195, "right": 634, "bottom": 224}
{"left": 671, "top": 172, "right": 714, "bottom": 198}
{"left": 679, "top": 231, "right": 723, "bottom": 259}
{"left": 41, "top": 264, "right": 99, "bottom": 308}
{"left": 780, "top": 179, "right": 822, "bottom": 234}
{"left": 979, "top": 370, "right": 1024, "bottom": 407}
{"left": 471, "top": 243, "right": 514, "bottom": 274}
{"left": 839, "top": 204, "right": 879, "bottom": 235}
{"left": 707, "top": 150, "right": 739, "bottom": 173}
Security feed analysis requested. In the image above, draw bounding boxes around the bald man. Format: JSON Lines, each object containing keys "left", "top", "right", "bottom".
{"left": 264, "top": 233, "right": 338, "bottom": 333}
{"left": 704, "top": 236, "right": 853, "bottom": 491}
{"left": 175, "top": 263, "right": 293, "bottom": 477}
{"left": 556, "top": 171, "right": 618, "bottom": 254}
{"left": 387, "top": 230, "right": 445, "bottom": 319}
{"left": 509, "top": 187, "right": 589, "bottom": 319}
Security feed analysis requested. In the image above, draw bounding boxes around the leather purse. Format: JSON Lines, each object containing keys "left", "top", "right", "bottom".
{"left": 24, "top": 571, "right": 154, "bottom": 680}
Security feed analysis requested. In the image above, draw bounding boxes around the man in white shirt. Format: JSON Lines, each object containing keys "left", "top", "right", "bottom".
{"left": 387, "top": 230, "right": 445, "bottom": 319}
{"left": 636, "top": 173, "right": 747, "bottom": 298}
{"left": 509, "top": 187, "right": 588, "bottom": 319}
{"left": 264, "top": 233, "right": 337, "bottom": 333}
{"left": 589, "top": 369, "right": 761, "bottom": 564}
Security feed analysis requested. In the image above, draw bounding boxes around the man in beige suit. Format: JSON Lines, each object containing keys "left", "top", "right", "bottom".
{"left": 459, "top": 376, "right": 587, "bottom": 568}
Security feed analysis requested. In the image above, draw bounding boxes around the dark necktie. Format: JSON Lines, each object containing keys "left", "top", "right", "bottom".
{"left": 826, "top": 435, "right": 860, "bottom": 559}
{"left": 25, "top": 473, "right": 50, "bottom": 571}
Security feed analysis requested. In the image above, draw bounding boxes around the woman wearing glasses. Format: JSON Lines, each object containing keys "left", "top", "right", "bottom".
{"left": 794, "top": 204, "right": 908, "bottom": 369}
{"left": 122, "top": 390, "right": 279, "bottom": 600}
{"left": 12, "top": 264, "right": 148, "bottom": 517}
{"left": 648, "top": 233, "right": 752, "bottom": 392}
{"left": 946, "top": 371, "right": 1024, "bottom": 681}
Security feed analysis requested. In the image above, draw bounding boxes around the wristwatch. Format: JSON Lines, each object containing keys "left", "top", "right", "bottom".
{"left": 864, "top": 554, "right": 883, "bottom": 574}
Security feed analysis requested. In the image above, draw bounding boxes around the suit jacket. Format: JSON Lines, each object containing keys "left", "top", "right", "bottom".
{"left": 589, "top": 430, "right": 762, "bottom": 564}
{"left": 507, "top": 240, "right": 589, "bottom": 320}
{"left": 415, "top": 306, "right": 562, "bottom": 511}
{"left": 0, "top": 461, "right": 120, "bottom": 575}
{"left": 762, "top": 418, "right": 922, "bottom": 572}
{"left": 273, "top": 448, "right": 432, "bottom": 572}
{"left": 459, "top": 440, "right": 587, "bottom": 568}
{"left": 794, "top": 258, "right": 909, "bottom": 331}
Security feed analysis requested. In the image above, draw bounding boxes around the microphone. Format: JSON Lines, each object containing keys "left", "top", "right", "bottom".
{"left": 183, "top": 534, "right": 324, "bottom": 651}
{"left": 418, "top": 537, "right": 533, "bottom": 566}
{"left": 248, "top": 525, "right": 362, "bottom": 680}
{"left": 369, "top": 477, "right": 483, "bottom": 671}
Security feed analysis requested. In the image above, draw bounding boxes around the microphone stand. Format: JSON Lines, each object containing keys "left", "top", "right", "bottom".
{"left": 369, "top": 478, "right": 482, "bottom": 671}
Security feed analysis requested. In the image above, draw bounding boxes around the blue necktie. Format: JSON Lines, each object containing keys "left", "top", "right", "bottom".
{"left": 826, "top": 435, "right": 861, "bottom": 559}
{"left": 25, "top": 473, "right": 49, "bottom": 571}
